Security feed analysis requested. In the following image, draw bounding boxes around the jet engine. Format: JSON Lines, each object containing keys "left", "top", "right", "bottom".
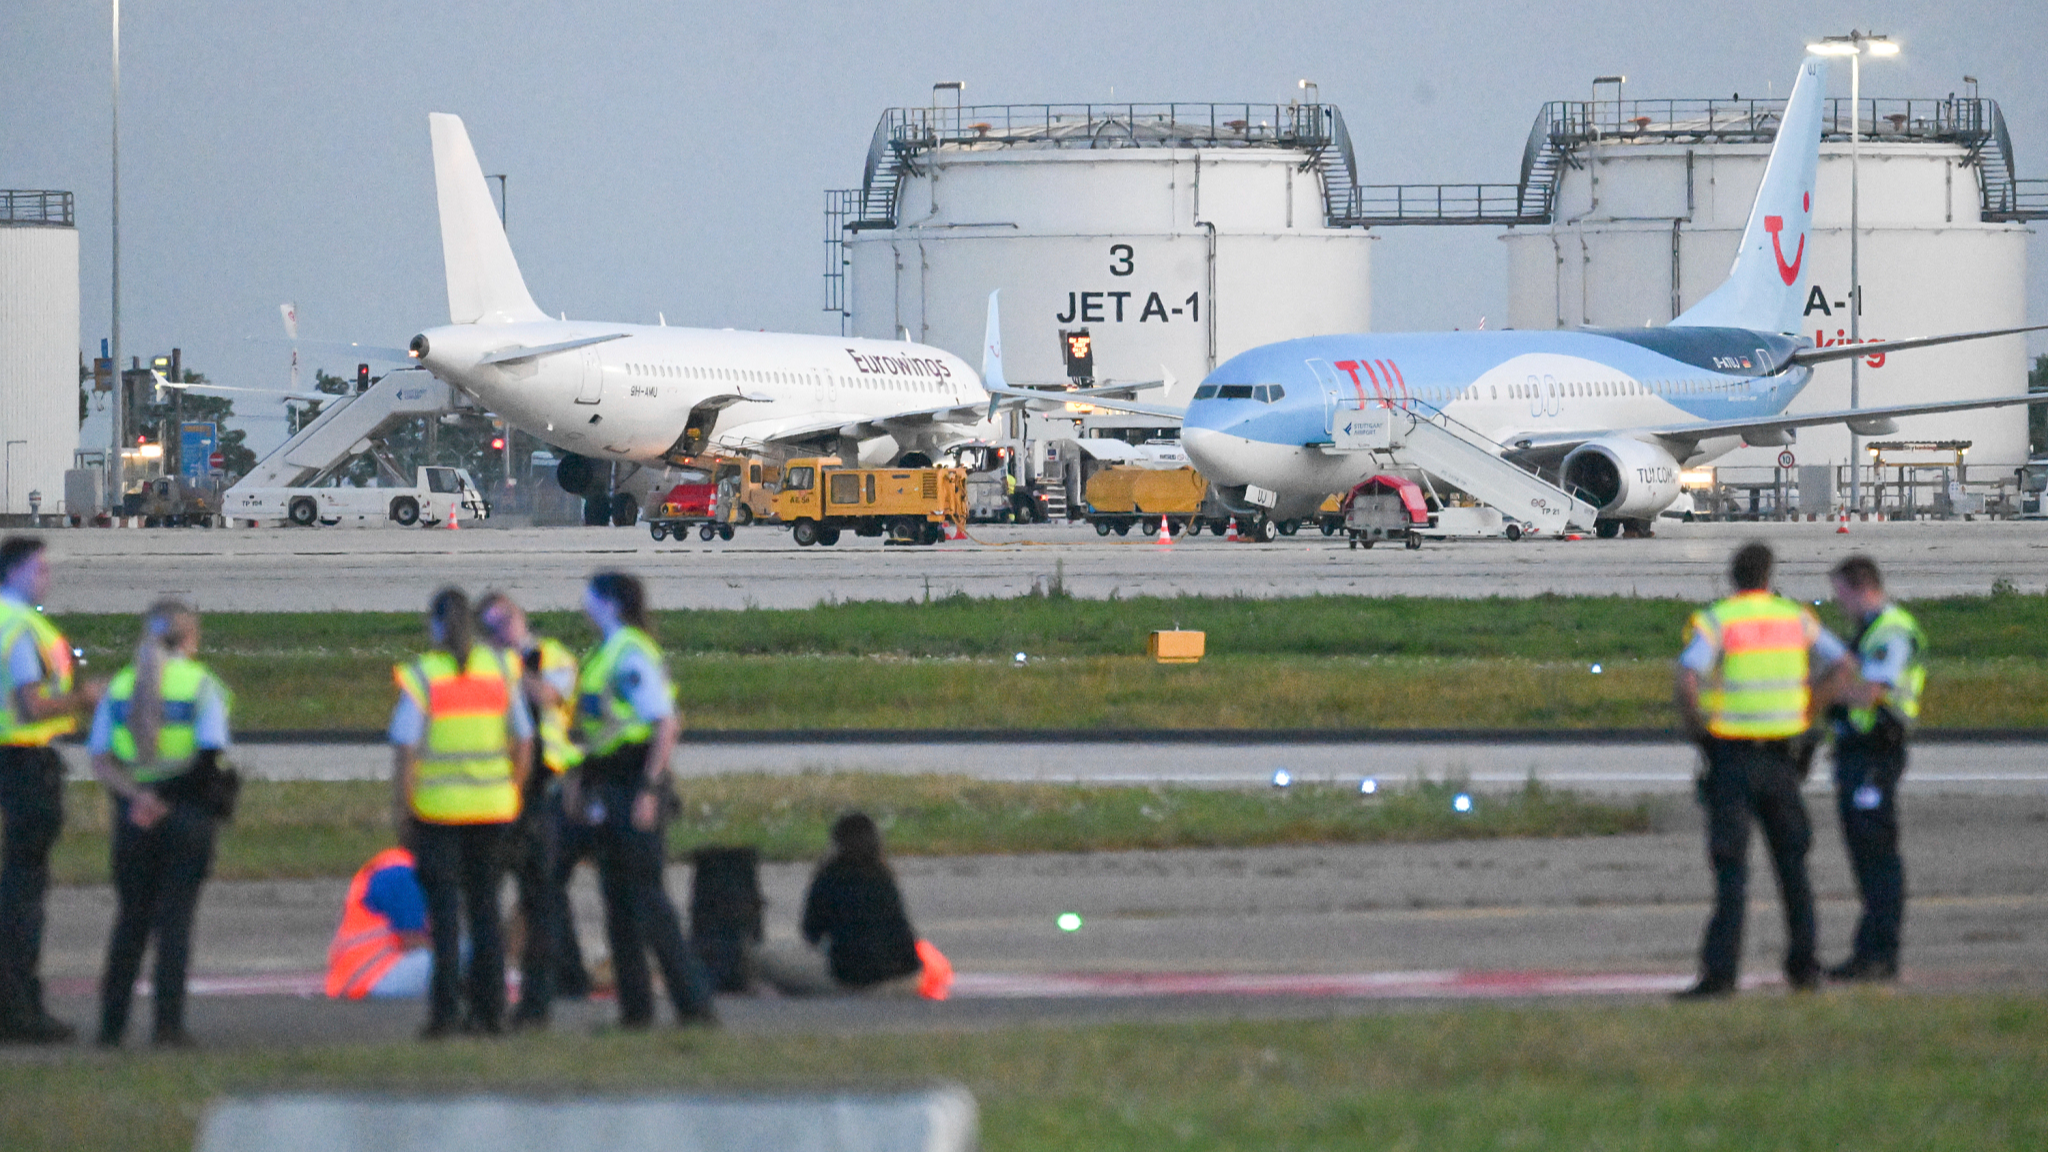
{"left": 1560, "top": 437, "right": 1684, "bottom": 520}
{"left": 555, "top": 452, "right": 601, "bottom": 497}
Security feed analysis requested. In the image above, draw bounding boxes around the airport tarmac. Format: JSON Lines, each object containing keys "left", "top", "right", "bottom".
{"left": 34, "top": 517, "right": 2048, "bottom": 612}
{"left": 20, "top": 793, "right": 2047, "bottom": 1048}
{"left": 57, "top": 738, "right": 2048, "bottom": 795}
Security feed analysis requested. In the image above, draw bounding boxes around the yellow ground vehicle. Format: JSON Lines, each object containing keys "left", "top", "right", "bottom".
{"left": 771, "top": 458, "right": 967, "bottom": 547}
{"left": 1082, "top": 466, "right": 1209, "bottom": 537}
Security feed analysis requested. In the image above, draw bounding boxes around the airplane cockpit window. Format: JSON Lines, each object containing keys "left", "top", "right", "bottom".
{"left": 1216, "top": 385, "right": 1255, "bottom": 400}
{"left": 782, "top": 466, "right": 814, "bottom": 492}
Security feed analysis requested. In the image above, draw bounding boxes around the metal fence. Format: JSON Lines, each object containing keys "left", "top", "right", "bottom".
{"left": 0, "top": 190, "right": 74, "bottom": 226}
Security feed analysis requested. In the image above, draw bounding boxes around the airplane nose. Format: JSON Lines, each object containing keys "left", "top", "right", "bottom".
{"left": 1183, "top": 426, "right": 1252, "bottom": 487}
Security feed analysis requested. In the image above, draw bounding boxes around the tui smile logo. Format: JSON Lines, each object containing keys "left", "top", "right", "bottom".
{"left": 1764, "top": 214, "right": 1805, "bottom": 286}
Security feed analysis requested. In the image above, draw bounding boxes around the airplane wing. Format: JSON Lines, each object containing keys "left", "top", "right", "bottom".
{"left": 150, "top": 372, "right": 328, "bottom": 403}
{"left": 1502, "top": 392, "right": 2048, "bottom": 458}
{"left": 714, "top": 399, "right": 991, "bottom": 453}
{"left": 1787, "top": 322, "right": 2048, "bottom": 367}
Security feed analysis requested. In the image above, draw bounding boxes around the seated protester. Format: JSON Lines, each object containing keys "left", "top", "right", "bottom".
{"left": 326, "top": 848, "right": 434, "bottom": 1000}
{"left": 755, "top": 812, "right": 923, "bottom": 997}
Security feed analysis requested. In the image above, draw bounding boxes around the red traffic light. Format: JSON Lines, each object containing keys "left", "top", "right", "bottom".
{"left": 490, "top": 437, "right": 506, "bottom": 451}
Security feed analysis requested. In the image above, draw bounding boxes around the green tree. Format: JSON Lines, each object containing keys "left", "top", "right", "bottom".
{"left": 2030, "top": 354, "right": 2047, "bottom": 457}
{"left": 288, "top": 369, "right": 356, "bottom": 437}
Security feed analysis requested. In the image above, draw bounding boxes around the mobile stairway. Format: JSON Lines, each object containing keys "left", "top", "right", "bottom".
{"left": 1325, "top": 399, "right": 1601, "bottom": 537}
{"left": 225, "top": 368, "right": 462, "bottom": 499}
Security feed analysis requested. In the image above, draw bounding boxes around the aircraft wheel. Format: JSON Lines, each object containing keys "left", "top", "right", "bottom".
{"left": 1595, "top": 519, "right": 1622, "bottom": 539}
{"left": 791, "top": 519, "right": 820, "bottom": 547}
{"left": 582, "top": 496, "right": 611, "bottom": 526}
{"left": 610, "top": 492, "right": 639, "bottom": 528}
{"left": 1256, "top": 518, "right": 1279, "bottom": 543}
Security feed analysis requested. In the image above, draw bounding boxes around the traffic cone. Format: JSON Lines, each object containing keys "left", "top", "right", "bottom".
{"left": 446, "top": 500, "right": 460, "bottom": 530}
{"left": 1225, "top": 519, "right": 1239, "bottom": 542}
{"left": 945, "top": 518, "right": 964, "bottom": 541}
{"left": 1156, "top": 515, "right": 1173, "bottom": 545}
{"left": 1836, "top": 508, "right": 1850, "bottom": 534}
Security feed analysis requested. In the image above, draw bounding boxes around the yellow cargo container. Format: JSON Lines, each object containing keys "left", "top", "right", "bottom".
{"left": 1084, "top": 466, "right": 1209, "bottom": 536}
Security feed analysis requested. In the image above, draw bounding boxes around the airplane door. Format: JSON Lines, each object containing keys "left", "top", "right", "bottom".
{"left": 575, "top": 348, "right": 602, "bottom": 405}
{"left": 1307, "top": 359, "right": 1348, "bottom": 435}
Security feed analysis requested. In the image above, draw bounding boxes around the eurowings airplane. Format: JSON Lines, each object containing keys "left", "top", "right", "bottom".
{"left": 405, "top": 113, "right": 1004, "bottom": 513}
{"left": 987, "top": 56, "right": 2044, "bottom": 535}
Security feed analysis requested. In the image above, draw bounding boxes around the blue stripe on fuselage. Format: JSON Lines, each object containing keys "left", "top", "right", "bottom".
{"left": 1184, "top": 329, "right": 1809, "bottom": 446}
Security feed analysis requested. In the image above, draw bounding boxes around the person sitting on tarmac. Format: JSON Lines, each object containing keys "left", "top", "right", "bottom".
{"left": 754, "top": 812, "right": 926, "bottom": 997}
{"left": 326, "top": 847, "right": 435, "bottom": 1000}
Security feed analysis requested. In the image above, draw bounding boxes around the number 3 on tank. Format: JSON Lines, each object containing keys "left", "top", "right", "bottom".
{"left": 1109, "top": 243, "right": 1134, "bottom": 276}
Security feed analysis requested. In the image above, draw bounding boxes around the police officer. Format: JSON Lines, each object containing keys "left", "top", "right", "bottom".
{"left": 569, "top": 570, "right": 715, "bottom": 1028}
{"left": 390, "top": 587, "right": 532, "bottom": 1038}
{"left": 1825, "top": 554, "right": 1924, "bottom": 982}
{"left": 0, "top": 536, "right": 104, "bottom": 1044}
{"left": 91, "top": 600, "right": 232, "bottom": 1048}
{"left": 1673, "top": 541, "right": 1851, "bottom": 998}
{"left": 476, "top": 591, "right": 590, "bottom": 1026}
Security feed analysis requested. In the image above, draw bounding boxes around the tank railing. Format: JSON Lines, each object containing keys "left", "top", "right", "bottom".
{"left": 1333, "top": 183, "right": 1540, "bottom": 226}
{"left": 0, "top": 190, "right": 74, "bottom": 226}
{"left": 1545, "top": 97, "right": 1999, "bottom": 145}
{"left": 883, "top": 102, "right": 1338, "bottom": 153}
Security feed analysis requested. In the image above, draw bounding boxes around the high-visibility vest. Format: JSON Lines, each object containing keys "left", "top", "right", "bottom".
{"left": 106, "top": 658, "right": 231, "bottom": 783}
{"left": 394, "top": 647, "right": 520, "bottom": 824}
{"left": 577, "top": 627, "right": 664, "bottom": 757}
{"left": 0, "top": 601, "right": 77, "bottom": 747}
{"left": 529, "top": 636, "right": 584, "bottom": 773}
{"left": 1689, "top": 591, "right": 1818, "bottom": 740}
{"left": 326, "top": 847, "right": 417, "bottom": 999}
{"left": 1848, "top": 603, "right": 1927, "bottom": 734}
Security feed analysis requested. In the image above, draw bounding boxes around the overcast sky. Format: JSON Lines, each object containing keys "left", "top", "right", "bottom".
{"left": 8, "top": 0, "right": 2044, "bottom": 454}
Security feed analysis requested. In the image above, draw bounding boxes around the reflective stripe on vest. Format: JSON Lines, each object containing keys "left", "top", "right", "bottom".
{"left": 326, "top": 847, "right": 416, "bottom": 999}
{"left": 0, "top": 603, "right": 77, "bottom": 747}
{"left": 1692, "top": 592, "right": 1815, "bottom": 740}
{"left": 1849, "top": 603, "right": 1927, "bottom": 733}
{"left": 532, "top": 636, "right": 584, "bottom": 773}
{"left": 576, "top": 627, "right": 663, "bottom": 757}
{"left": 107, "top": 658, "right": 230, "bottom": 783}
{"left": 395, "top": 648, "right": 520, "bottom": 824}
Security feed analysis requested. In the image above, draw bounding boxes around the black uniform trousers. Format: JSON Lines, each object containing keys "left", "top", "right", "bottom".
{"left": 548, "top": 786, "right": 597, "bottom": 999}
{"left": 583, "top": 762, "right": 713, "bottom": 1025}
{"left": 1695, "top": 736, "right": 1819, "bottom": 987}
{"left": 1834, "top": 732, "right": 1907, "bottom": 967}
{"left": 0, "top": 746, "right": 64, "bottom": 1029}
{"left": 98, "top": 797, "right": 216, "bottom": 1043}
{"left": 411, "top": 820, "right": 510, "bottom": 1032}
{"left": 506, "top": 762, "right": 579, "bottom": 1020}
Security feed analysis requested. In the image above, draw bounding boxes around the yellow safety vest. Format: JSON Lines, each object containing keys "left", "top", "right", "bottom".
{"left": 577, "top": 627, "right": 664, "bottom": 757}
{"left": 529, "top": 636, "right": 584, "bottom": 773}
{"left": 394, "top": 647, "right": 520, "bottom": 824}
{"left": 0, "top": 601, "right": 77, "bottom": 747}
{"left": 1688, "top": 591, "right": 1817, "bottom": 740}
{"left": 1847, "top": 603, "right": 1926, "bottom": 734}
{"left": 107, "top": 658, "right": 231, "bottom": 783}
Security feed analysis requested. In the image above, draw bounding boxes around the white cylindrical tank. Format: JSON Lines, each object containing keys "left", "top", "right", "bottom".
{"left": 0, "top": 194, "right": 80, "bottom": 517}
{"left": 1504, "top": 120, "right": 2031, "bottom": 470}
{"left": 843, "top": 105, "right": 1374, "bottom": 400}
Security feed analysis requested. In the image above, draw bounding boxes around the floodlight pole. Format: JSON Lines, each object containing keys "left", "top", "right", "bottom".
{"left": 109, "top": 0, "right": 124, "bottom": 510}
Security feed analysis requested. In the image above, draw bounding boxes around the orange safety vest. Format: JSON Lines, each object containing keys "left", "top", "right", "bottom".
{"left": 326, "top": 847, "right": 417, "bottom": 1000}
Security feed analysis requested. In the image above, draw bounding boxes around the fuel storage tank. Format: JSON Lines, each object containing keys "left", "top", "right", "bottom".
{"left": 831, "top": 101, "right": 1375, "bottom": 398}
{"left": 0, "top": 192, "right": 80, "bottom": 517}
{"left": 1501, "top": 95, "right": 2037, "bottom": 469}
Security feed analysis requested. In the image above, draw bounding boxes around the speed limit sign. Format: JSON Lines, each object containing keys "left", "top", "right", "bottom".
{"left": 1777, "top": 450, "right": 1796, "bottom": 468}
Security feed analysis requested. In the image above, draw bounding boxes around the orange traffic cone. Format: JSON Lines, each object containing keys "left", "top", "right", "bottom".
{"left": 1836, "top": 508, "right": 1849, "bottom": 534}
{"left": 945, "top": 518, "right": 964, "bottom": 541}
{"left": 446, "top": 500, "right": 460, "bottom": 530}
{"left": 1156, "top": 515, "right": 1173, "bottom": 545}
{"left": 1225, "top": 519, "right": 1239, "bottom": 542}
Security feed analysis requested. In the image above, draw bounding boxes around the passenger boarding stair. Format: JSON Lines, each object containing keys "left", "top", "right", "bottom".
{"left": 1326, "top": 400, "right": 1601, "bottom": 536}
{"left": 226, "top": 368, "right": 461, "bottom": 496}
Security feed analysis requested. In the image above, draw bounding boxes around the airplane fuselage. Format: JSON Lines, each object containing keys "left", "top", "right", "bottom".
{"left": 411, "top": 321, "right": 987, "bottom": 465}
{"left": 1184, "top": 327, "right": 1813, "bottom": 519}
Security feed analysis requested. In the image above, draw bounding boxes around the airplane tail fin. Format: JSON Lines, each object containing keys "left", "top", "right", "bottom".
{"left": 981, "top": 290, "right": 1006, "bottom": 390}
{"left": 1671, "top": 56, "right": 1827, "bottom": 334}
{"left": 428, "top": 113, "right": 547, "bottom": 326}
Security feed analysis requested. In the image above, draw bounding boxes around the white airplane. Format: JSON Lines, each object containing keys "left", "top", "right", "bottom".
{"left": 406, "top": 113, "right": 1019, "bottom": 520}
{"left": 990, "top": 55, "right": 2045, "bottom": 536}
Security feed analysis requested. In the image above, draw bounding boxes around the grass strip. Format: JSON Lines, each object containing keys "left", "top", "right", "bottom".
{"left": 4, "top": 994, "right": 2043, "bottom": 1151}
{"left": 47, "top": 773, "right": 1648, "bottom": 885}
{"left": 47, "top": 591, "right": 2048, "bottom": 732}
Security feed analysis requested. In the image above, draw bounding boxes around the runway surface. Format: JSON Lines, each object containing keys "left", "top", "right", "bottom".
{"left": 59, "top": 738, "right": 2048, "bottom": 795}
{"left": 36, "top": 518, "right": 2048, "bottom": 612}
{"left": 18, "top": 794, "right": 2047, "bottom": 1048}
